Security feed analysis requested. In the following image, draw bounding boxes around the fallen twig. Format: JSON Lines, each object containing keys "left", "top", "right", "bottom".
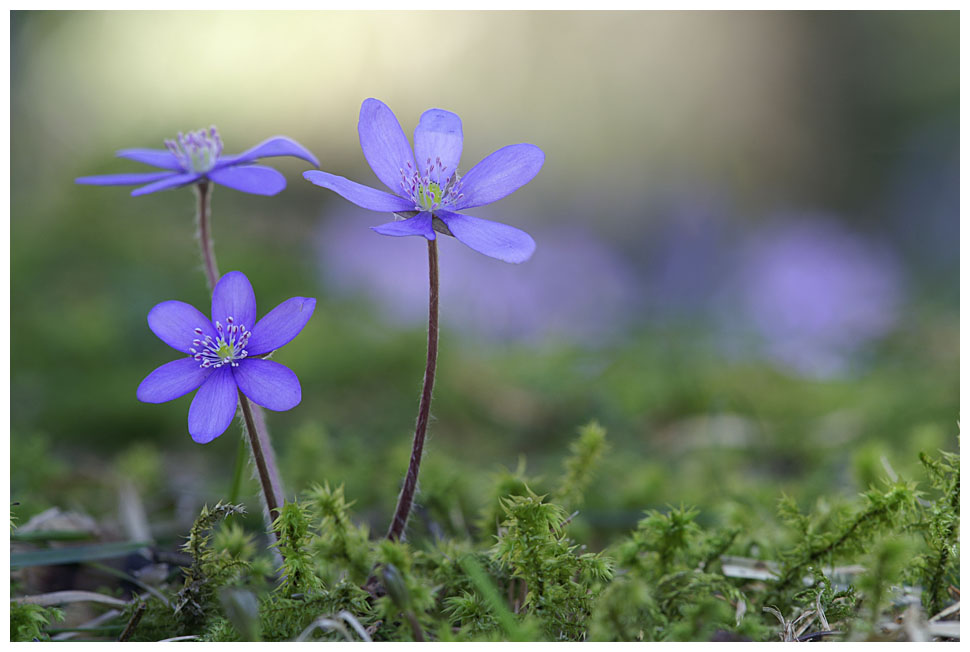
{"left": 118, "top": 601, "right": 147, "bottom": 642}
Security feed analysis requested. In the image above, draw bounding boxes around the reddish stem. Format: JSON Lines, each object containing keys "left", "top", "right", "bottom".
{"left": 194, "top": 181, "right": 219, "bottom": 292}
{"left": 387, "top": 239, "right": 439, "bottom": 541}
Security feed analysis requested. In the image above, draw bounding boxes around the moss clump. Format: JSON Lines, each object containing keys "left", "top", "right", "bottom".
{"left": 14, "top": 427, "right": 958, "bottom": 642}
{"left": 10, "top": 602, "right": 63, "bottom": 642}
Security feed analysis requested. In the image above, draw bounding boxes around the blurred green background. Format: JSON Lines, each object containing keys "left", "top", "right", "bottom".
{"left": 11, "top": 11, "right": 958, "bottom": 545}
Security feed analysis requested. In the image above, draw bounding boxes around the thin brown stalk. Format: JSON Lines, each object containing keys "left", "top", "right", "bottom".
{"left": 238, "top": 391, "right": 283, "bottom": 529}
{"left": 194, "top": 181, "right": 219, "bottom": 292}
{"left": 386, "top": 239, "right": 439, "bottom": 541}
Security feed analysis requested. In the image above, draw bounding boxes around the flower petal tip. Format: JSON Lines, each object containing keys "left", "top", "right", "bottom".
{"left": 505, "top": 241, "right": 537, "bottom": 264}
{"left": 233, "top": 359, "right": 302, "bottom": 411}
{"left": 369, "top": 225, "right": 436, "bottom": 241}
{"left": 455, "top": 144, "right": 545, "bottom": 210}
{"left": 437, "top": 210, "right": 536, "bottom": 263}
{"left": 300, "top": 297, "right": 317, "bottom": 314}
{"left": 370, "top": 212, "right": 437, "bottom": 240}
{"left": 358, "top": 98, "right": 416, "bottom": 194}
{"left": 190, "top": 429, "right": 223, "bottom": 445}
{"left": 208, "top": 165, "right": 286, "bottom": 196}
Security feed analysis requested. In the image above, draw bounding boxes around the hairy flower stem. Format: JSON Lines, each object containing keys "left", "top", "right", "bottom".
{"left": 387, "top": 240, "right": 440, "bottom": 541}
{"left": 193, "top": 181, "right": 285, "bottom": 537}
{"left": 238, "top": 391, "right": 284, "bottom": 538}
{"left": 194, "top": 181, "right": 219, "bottom": 292}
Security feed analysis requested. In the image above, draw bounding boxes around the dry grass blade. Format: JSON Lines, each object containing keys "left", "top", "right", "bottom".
{"left": 929, "top": 601, "right": 959, "bottom": 622}
{"left": 790, "top": 608, "right": 815, "bottom": 639}
{"left": 295, "top": 617, "right": 353, "bottom": 642}
{"left": 338, "top": 610, "right": 372, "bottom": 642}
{"left": 926, "top": 622, "right": 960, "bottom": 639}
{"left": 763, "top": 605, "right": 815, "bottom": 642}
{"left": 814, "top": 587, "right": 830, "bottom": 631}
{"left": 13, "top": 590, "right": 129, "bottom": 607}
{"left": 51, "top": 609, "right": 123, "bottom": 641}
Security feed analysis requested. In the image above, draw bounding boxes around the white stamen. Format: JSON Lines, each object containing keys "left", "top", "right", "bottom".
{"left": 191, "top": 315, "right": 252, "bottom": 369}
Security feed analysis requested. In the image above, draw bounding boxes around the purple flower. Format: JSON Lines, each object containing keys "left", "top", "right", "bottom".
{"left": 732, "top": 216, "right": 902, "bottom": 378}
{"left": 76, "top": 127, "right": 319, "bottom": 197}
{"left": 315, "top": 218, "right": 639, "bottom": 342}
{"left": 137, "top": 271, "right": 316, "bottom": 443}
{"left": 304, "top": 98, "right": 543, "bottom": 263}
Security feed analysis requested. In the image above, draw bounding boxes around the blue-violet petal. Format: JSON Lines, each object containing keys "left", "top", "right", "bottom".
{"left": 413, "top": 108, "right": 463, "bottom": 185}
{"left": 247, "top": 297, "right": 316, "bottom": 356}
{"left": 453, "top": 144, "right": 545, "bottom": 210}
{"left": 371, "top": 211, "right": 436, "bottom": 240}
{"left": 436, "top": 209, "right": 536, "bottom": 263}
{"left": 303, "top": 170, "right": 414, "bottom": 212}
{"left": 211, "top": 271, "right": 258, "bottom": 330}
{"left": 137, "top": 358, "right": 212, "bottom": 403}
{"left": 358, "top": 98, "right": 416, "bottom": 194}
{"left": 208, "top": 164, "right": 286, "bottom": 196}
{"left": 148, "top": 300, "right": 218, "bottom": 354}
{"left": 75, "top": 171, "right": 178, "bottom": 187}
{"left": 217, "top": 136, "right": 320, "bottom": 168}
{"left": 116, "top": 148, "right": 182, "bottom": 170}
{"left": 233, "top": 359, "right": 301, "bottom": 411}
{"left": 188, "top": 367, "right": 238, "bottom": 444}
{"left": 131, "top": 172, "right": 203, "bottom": 196}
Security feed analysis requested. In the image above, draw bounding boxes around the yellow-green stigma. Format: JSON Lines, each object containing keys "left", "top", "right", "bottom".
{"left": 400, "top": 156, "right": 465, "bottom": 212}
{"left": 215, "top": 342, "right": 233, "bottom": 362}
{"left": 417, "top": 182, "right": 444, "bottom": 211}
{"left": 190, "top": 316, "right": 251, "bottom": 368}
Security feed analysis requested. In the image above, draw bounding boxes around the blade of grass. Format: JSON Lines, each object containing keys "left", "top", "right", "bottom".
{"left": 85, "top": 561, "right": 171, "bottom": 607}
{"left": 11, "top": 530, "right": 96, "bottom": 542}
{"left": 459, "top": 555, "right": 531, "bottom": 641}
{"left": 11, "top": 540, "right": 152, "bottom": 569}
{"left": 51, "top": 609, "right": 123, "bottom": 642}
{"left": 48, "top": 625, "right": 125, "bottom": 634}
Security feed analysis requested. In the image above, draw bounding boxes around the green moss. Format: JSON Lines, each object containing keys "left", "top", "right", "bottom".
{"left": 12, "top": 433, "right": 957, "bottom": 642}
{"left": 10, "top": 602, "right": 63, "bottom": 641}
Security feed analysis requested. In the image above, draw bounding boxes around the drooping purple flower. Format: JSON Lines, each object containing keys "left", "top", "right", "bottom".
{"left": 304, "top": 98, "right": 543, "bottom": 263}
{"left": 76, "top": 127, "right": 319, "bottom": 196}
{"left": 137, "top": 271, "right": 316, "bottom": 443}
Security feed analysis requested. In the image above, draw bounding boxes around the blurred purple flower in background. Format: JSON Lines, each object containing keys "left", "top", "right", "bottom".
{"left": 305, "top": 98, "right": 542, "bottom": 263}
{"left": 76, "top": 127, "right": 319, "bottom": 196}
{"left": 729, "top": 216, "right": 903, "bottom": 378}
{"left": 315, "top": 217, "right": 639, "bottom": 343}
{"left": 639, "top": 195, "right": 733, "bottom": 318}
{"left": 137, "top": 271, "right": 316, "bottom": 443}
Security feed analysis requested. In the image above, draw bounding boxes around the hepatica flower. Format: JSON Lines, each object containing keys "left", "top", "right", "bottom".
{"left": 137, "top": 271, "right": 316, "bottom": 443}
{"left": 76, "top": 127, "right": 319, "bottom": 196}
{"left": 304, "top": 98, "right": 543, "bottom": 263}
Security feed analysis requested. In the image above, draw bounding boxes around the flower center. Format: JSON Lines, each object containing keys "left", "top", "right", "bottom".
{"left": 165, "top": 127, "right": 223, "bottom": 174}
{"left": 400, "top": 157, "right": 464, "bottom": 213}
{"left": 190, "top": 316, "right": 250, "bottom": 368}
